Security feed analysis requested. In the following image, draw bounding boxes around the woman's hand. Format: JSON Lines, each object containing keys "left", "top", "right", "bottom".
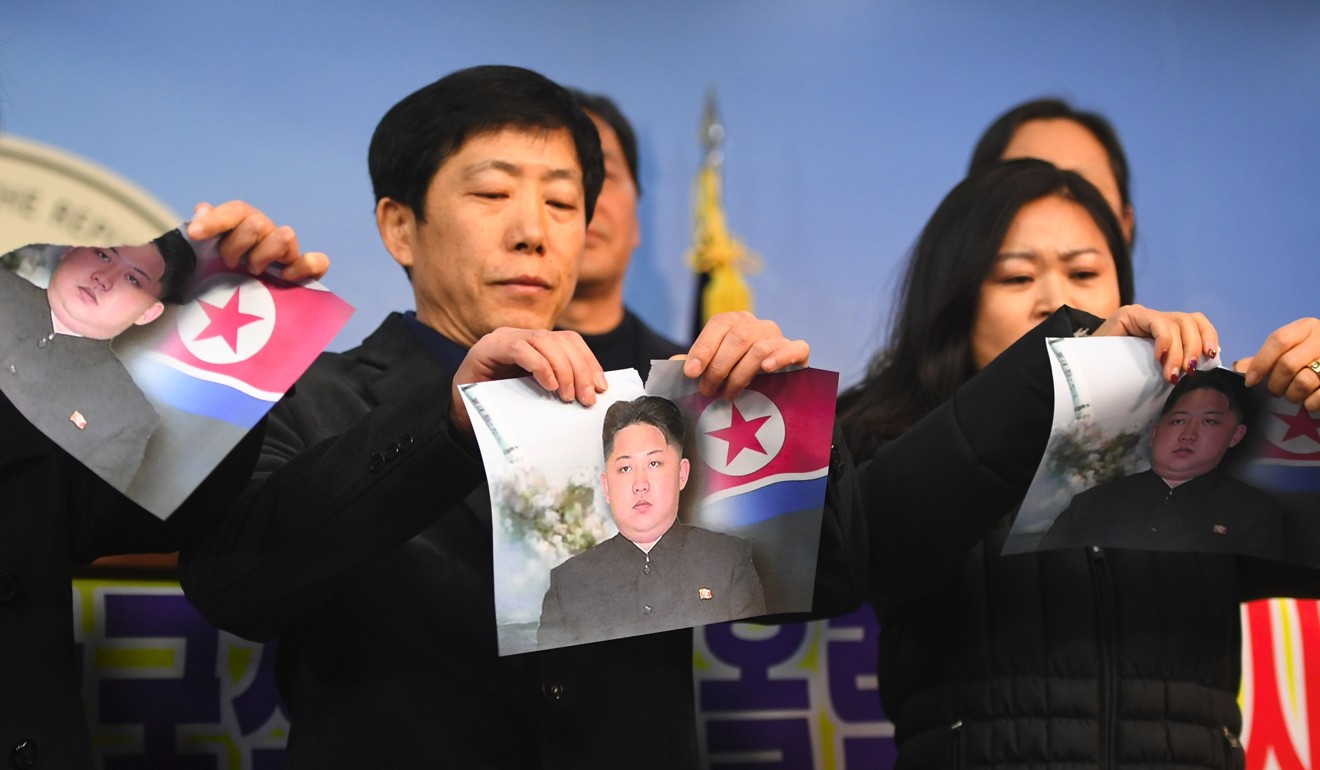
{"left": 1235, "top": 317, "right": 1320, "bottom": 411}
{"left": 1093, "top": 304, "right": 1219, "bottom": 384}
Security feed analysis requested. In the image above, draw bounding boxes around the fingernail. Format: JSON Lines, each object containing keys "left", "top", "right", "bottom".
{"left": 1244, "top": 371, "right": 1259, "bottom": 387}
{"left": 1159, "top": 350, "right": 1169, "bottom": 364}
{"left": 1208, "top": 347, "right": 1219, "bottom": 359}
{"left": 1187, "top": 358, "right": 1198, "bottom": 374}
{"left": 684, "top": 357, "right": 703, "bottom": 377}
{"left": 1171, "top": 369, "right": 1181, "bottom": 384}
{"left": 762, "top": 357, "right": 777, "bottom": 372}
{"left": 595, "top": 373, "right": 608, "bottom": 391}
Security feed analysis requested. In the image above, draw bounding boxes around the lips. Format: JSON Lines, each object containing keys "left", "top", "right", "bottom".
{"left": 78, "top": 286, "right": 99, "bottom": 305}
{"left": 492, "top": 275, "right": 551, "bottom": 290}
{"left": 632, "top": 500, "right": 652, "bottom": 513}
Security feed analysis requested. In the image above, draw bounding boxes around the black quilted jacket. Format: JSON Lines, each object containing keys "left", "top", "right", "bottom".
{"left": 861, "top": 308, "right": 1320, "bottom": 769}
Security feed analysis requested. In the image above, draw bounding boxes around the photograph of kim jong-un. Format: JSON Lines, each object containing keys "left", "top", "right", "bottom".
{"left": 536, "top": 394, "right": 765, "bottom": 650}
{"left": 1, "top": 228, "right": 352, "bottom": 518}
{"left": 1, "top": 234, "right": 196, "bottom": 495}
{"left": 463, "top": 361, "right": 834, "bottom": 655}
{"left": 1003, "top": 336, "right": 1312, "bottom": 565}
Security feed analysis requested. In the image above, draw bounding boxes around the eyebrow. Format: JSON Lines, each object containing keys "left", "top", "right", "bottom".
{"left": 463, "top": 159, "right": 580, "bottom": 183}
{"left": 108, "top": 247, "right": 163, "bottom": 284}
{"left": 997, "top": 247, "right": 1103, "bottom": 261}
{"left": 1168, "top": 408, "right": 1229, "bottom": 417}
{"left": 611, "top": 448, "right": 666, "bottom": 463}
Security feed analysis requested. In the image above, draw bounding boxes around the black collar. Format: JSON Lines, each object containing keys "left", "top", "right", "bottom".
{"left": 401, "top": 310, "right": 469, "bottom": 375}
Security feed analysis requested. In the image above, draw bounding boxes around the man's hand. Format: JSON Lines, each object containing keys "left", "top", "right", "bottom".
{"left": 449, "top": 328, "right": 607, "bottom": 436}
{"left": 1235, "top": 317, "right": 1320, "bottom": 411}
{"left": 1093, "top": 304, "right": 1219, "bottom": 383}
{"left": 186, "top": 201, "right": 330, "bottom": 281}
{"left": 680, "top": 311, "right": 810, "bottom": 399}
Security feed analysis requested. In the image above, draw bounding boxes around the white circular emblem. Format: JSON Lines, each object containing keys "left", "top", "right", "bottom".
{"left": 176, "top": 274, "right": 276, "bottom": 364}
{"left": 697, "top": 389, "right": 785, "bottom": 476}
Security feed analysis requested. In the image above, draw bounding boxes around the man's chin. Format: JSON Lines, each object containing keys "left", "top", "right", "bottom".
{"left": 485, "top": 305, "right": 560, "bottom": 334}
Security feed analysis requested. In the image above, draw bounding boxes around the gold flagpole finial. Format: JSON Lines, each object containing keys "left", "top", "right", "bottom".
{"left": 687, "top": 88, "right": 759, "bottom": 326}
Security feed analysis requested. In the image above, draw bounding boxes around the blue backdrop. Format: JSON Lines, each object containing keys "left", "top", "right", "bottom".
{"left": 3, "top": 1, "right": 1317, "bottom": 383}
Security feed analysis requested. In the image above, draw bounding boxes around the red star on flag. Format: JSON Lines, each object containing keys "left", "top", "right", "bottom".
{"left": 707, "top": 403, "right": 772, "bottom": 466}
{"left": 1273, "top": 403, "right": 1320, "bottom": 444}
{"left": 194, "top": 290, "right": 263, "bottom": 353}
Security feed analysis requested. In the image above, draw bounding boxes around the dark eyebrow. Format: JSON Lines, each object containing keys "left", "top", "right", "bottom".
{"left": 997, "top": 247, "right": 1102, "bottom": 262}
{"left": 465, "top": 159, "right": 520, "bottom": 178}
{"left": 464, "top": 159, "right": 580, "bottom": 184}
{"left": 543, "top": 168, "right": 578, "bottom": 183}
{"left": 611, "top": 448, "right": 665, "bottom": 463}
{"left": 109, "top": 246, "right": 162, "bottom": 283}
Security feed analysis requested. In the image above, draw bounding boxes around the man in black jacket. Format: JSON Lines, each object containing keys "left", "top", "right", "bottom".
{"left": 558, "top": 89, "right": 685, "bottom": 375}
{"left": 179, "top": 65, "right": 842, "bottom": 769}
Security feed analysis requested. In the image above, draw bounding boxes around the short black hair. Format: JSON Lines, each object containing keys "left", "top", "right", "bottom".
{"left": 368, "top": 65, "right": 605, "bottom": 225}
{"left": 151, "top": 229, "right": 197, "bottom": 304}
{"left": 969, "top": 97, "right": 1133, "bottom": 245}
{"left": 568, "top": 88, "right": 641, "bottom": 198}
{"left": 1160, "top": 368, "right": 1252, "bottom": 424}
{"left": 602, "top": 396, "right": 685, "bottom": 459}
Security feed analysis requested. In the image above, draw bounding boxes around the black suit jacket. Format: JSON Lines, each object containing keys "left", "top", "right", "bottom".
{"left": 1040, "top": 469, "right": 1287, "bottom": 559}
{"left": 539, "top": 524, "right": 766, "bottom": 649}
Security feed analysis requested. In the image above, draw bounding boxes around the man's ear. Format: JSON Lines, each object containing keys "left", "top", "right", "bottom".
{"left": 629, "top": 219, "right": 642, "bottom": 254}
{"left": 600, "top": 472, "right": 611, "bottom": 507}
{"left": 376, "top": 198, "right": 417, "bottom": 270}
{"left": 133, "top": 301, "right": 165, "bottom": 327}
{"left": 1229, "top": 423, "right": 1248, "bottom": 448}
{"left": 678, "top": 458, "right": 690, "bottom": 491}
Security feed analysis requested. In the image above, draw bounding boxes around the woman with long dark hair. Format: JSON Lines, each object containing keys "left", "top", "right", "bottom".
{"left": 843, "top": 158, "right": 1320, "bottom": 768}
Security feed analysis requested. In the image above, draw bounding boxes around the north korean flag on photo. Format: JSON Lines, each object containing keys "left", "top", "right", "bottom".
{"left": 1244, "top": 398, "right": 1320, "bottom": 493}
{"left": 682, "top": 367, "right": 838, "bottom": 529}
{"left": 126, "top": 248, "right": 353, "bottom": 428}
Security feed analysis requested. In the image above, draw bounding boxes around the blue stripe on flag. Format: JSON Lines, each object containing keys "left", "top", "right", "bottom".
{"left": 1244, "top": 464, "right": 1320, "bottom": 493}
{"left": 127, "top": 356, "right": 273, "bottom": 428}
{"left": 698, "top": 477, "right": 828, "bottom": 529}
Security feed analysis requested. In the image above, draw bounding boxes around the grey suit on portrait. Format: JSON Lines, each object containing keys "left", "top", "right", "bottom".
{"left": 0, "top": 269, "right": 157, "bottom": 492}
{"left": 538, "top": 523, "right": 767, "bottom": 649}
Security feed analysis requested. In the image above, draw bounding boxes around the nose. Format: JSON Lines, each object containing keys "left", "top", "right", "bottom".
{"left": 506, "top": 194, "right": 547, "bottom": 256}
{"left": 91, "top": 268, "right": 114, "bottom": 291}
{"left": 1179, "top": 423, "right": 1198, "bottom": 442}
{"left": 632, "top": 467, "right": 651, "bottom": 493}
{"left": 1034, "top": 273, "right": 1065, "bottom": 318}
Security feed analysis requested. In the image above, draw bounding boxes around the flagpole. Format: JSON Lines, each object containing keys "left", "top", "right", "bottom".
{"left": 687, "top": 89, "right": 759, "bottom": 339}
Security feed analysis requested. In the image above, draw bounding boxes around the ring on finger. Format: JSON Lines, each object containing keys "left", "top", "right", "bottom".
{"left": 1310, "top": 359, "right": 1320, "bottom": 376}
